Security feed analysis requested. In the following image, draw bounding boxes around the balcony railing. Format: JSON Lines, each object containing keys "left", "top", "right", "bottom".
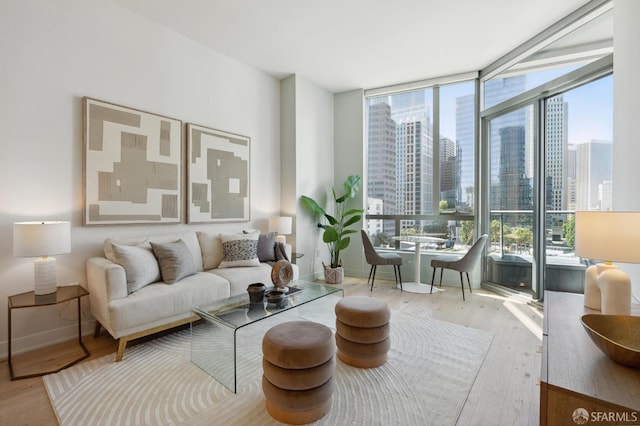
{"left": 365, "top": 213, "right": 475, "bottom": 252}
{"left": 366, "top": 210, "right": 586, "bottom": 294}
{"left": 488, "top": 209, "right": 585, "bottom": 294}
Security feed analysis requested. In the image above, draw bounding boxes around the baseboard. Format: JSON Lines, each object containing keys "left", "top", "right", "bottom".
{"left": 0, "top": 319, "right": 97, "bottom": 361}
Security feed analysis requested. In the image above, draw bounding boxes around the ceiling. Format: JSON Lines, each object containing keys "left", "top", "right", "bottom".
{"left": 109, "top": 0, "right": 593, "bottom": 93}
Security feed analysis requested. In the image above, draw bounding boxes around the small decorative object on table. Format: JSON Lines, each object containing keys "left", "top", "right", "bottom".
{"left": 247, "top": 283, "right": 266, "bottom": 304}
{"left": 271, "top": 260, "right": 293, "bottom": 292}
{"left": 266, "top": 291, "right": 286, "bottom": 308}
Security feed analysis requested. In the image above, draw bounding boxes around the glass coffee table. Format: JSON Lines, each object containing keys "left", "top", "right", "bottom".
{"left": 191, "top": 280, "right": 343, "bottom": 393}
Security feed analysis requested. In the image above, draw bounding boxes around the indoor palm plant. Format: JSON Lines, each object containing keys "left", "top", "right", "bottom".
{"left": 301, "top": 175, "right": 364, "bottom": 284}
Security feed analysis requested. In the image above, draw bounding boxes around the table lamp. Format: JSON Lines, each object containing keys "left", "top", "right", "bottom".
{"left": 575, "top": 211, "right": 640, "bottom": 315}
{"left": 269, "top": 216, "right": 292, "bottom": 244}
{"left": 13, "top": 221, "right": 71, "bottom": 295}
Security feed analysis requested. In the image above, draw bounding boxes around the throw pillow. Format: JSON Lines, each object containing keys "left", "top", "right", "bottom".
{"left": 218, "top": 231, "right": 260, "bottom": 268}
{"left": 242, "top": 230, "right": 278, "bottom": 262}
{"left": 111, "top": 243, "right": 161, "bottom": 294}
{"left": 150, "top": 239, "right": 197, "bottom": 284}
{"left": 103, "top": 237, "right": 148, "bottom": 262}
{"left": 196, "top": 231, "right": 224, "bottom": 270}
{"left": 275, "top": 241, "right": 290, "bottom": 262}
{"left": 257, "top": 231, "right": 277, "bottom": 262}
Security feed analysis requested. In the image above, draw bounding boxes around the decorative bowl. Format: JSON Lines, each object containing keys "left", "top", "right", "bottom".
{"left": 266, "top": 291, "right": 286, "bottom": 308}
{"left": 581, "top": 314, "right": 640, "bottom": 368}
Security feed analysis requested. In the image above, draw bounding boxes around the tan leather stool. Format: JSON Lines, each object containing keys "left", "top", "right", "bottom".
{"left": 334, "top": 296, "right": 391, "bottom": 368}
{"left": 262, "top": 321, "right": 335, "bottom": 424}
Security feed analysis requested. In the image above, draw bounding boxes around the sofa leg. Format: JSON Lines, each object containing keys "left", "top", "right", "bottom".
{"left": 115, "top": 338, "right": 128, "bottom": 362}
{"left": 94, "top": 321, "right": 102, "bottom": 338}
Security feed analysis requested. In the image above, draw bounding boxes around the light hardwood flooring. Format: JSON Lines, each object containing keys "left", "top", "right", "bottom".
{"left": 0, "top": 278, "right": 543, "bottom": 425}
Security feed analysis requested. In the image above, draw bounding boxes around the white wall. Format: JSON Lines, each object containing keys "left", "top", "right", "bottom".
{"left": 0, "top": 0, "right": 282, "bottom": 357}
{"left": 280, "top": 75, "right": 335, "bottom": 281}
{"left": 334, "top": 90, "right": 366, "bottom": 278}
{"left": 613, "top": 0, "right": 640, "bottom": 302}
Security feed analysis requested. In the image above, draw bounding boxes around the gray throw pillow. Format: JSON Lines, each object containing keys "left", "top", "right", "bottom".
{"left": 150, "top": 239, "right": 196, "bottom": 284}
{"left": 257, "top": 232, "right": 277, "bottom": 262}
{"left": 112, "top": 243, "right": 161, "bottom": 293}
{"left": 275, "top": 241, "right": 290, "bottom": 262}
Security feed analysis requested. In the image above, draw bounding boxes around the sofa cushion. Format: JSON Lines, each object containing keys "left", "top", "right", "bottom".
{"left": 107, "top": 272, "right": 231, "bottom": 334}
{"left": 151, "top": 240, "right": 197, "bottom": 284}
{"left": 208, "top": 263, "right": 274, "bottom": 296}
{"left": 111, "top": 243, "right": 161, "bottom": 294}
{"left": 218, "top": 232, "right": 261, "bottom": 269}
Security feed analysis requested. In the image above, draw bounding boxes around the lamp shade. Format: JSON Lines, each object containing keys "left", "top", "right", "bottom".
{"left": 269, "top": 216, "right": 292, "bottom": 235}
{"left": 13, "top": 221, "right": 71, "bottom": 257}
{"left": 575, "top": 211, "right": 640, "bottom": 263}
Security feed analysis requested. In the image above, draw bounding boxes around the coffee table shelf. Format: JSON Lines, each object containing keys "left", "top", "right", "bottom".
{"left": 191, "top": 280, "right": 343, "bottom": 393}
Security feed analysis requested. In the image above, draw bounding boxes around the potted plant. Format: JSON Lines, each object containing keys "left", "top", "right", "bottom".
{"left": 301, "top": 175, "right": 364, "bottom": 284}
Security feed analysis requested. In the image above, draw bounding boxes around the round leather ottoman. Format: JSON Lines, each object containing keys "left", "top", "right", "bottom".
{"left": 334, "top": 296, "right": 391, "bottom": 368}
{"left": 262, "top": 320, "right": 335, "bottom": 424}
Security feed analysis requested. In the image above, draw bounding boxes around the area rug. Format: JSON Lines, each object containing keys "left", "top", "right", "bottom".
{"left": 44, "top": 310, "right": 493, "bottom": 426}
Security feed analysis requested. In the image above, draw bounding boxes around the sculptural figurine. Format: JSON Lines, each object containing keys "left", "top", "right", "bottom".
{"left": 584, "top": 263, "right": 631, "bottom": 315}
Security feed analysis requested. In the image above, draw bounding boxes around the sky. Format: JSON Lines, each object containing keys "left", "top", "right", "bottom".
{"left": 437, "top": 70, "right": 613, "bottom": 147}
{"left": 561, "top": 74, "right": 613, "bottom": 145}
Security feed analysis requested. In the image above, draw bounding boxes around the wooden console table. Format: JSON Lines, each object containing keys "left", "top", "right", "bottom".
{"left": 540, "top": 291, "right": 640, "bottom": 425}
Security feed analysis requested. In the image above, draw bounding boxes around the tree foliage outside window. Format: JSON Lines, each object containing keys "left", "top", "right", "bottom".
{"left": 460, "top": 221, "right": 474, "bottom": 245}
{"left": 563, "top": 215, "right": 575, "bottom": 248}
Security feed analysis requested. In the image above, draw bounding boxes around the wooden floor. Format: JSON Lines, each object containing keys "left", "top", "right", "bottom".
{"left": 0, "top": 278, "right": 543, "bottom": 425}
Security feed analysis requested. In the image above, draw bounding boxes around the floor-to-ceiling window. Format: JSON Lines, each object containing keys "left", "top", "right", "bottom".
{"left": 485, "top": 104, "right": 536, "bottom": 294}
{"left": 480, "top": 2, "right": 613, "bottom": 301}
{"left": 361, "top": 0, "right": 613, "bottom": 299}
{"left": 482, "top": 74, "right": 613, "bottom": 299}
{"left": 543, "top": 75, "right": 613, "bottom": 293}
{"left": 364, "top": 79, "right": 476, "bottom": 254}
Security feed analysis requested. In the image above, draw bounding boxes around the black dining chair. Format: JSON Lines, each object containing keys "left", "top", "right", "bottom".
{"left": 361, "top": 230, "right": 403, "bottom": 292}
{"left": 430, "top": 234, "right": 488, "bottom": 301}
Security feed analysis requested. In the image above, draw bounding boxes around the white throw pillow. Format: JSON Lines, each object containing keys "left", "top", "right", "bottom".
{"left": 218, "top": 231, "right": 260, "bottom": 268}
{"left": 104, "top": 237, "right": 148, "bottom": 262}
{"left": 197, "top": 231, "right": 224, "bottom": 270}
{"left": 111, "top": 243, "right": 161, "bottom": 293}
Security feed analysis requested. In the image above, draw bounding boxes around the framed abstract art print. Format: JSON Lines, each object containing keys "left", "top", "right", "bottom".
{"left": 186, "top": 123, "right": 250, "bottom": 223}
{"left": 83, "top": 97, "right": 182, "bottom": 225}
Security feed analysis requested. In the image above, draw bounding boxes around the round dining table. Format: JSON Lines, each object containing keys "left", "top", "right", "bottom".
{"left": 391, "top": 235, "right": 447, "bottom": 294}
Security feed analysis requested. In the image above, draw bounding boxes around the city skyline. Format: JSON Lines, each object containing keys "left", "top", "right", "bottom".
{"left": 365, "top": 73, "right": 613, "bottom": 236}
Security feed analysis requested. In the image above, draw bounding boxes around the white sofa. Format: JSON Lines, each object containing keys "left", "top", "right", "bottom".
{"left": 86, "top": 230, "right": 297, "bottom": 361}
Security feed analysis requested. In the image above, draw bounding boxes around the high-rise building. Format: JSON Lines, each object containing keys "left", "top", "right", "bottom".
{"left": 396, "top": 118, "right": 433, "bottom": 217}
{"left": 366, "top": 101, "right": 397, "bottom": 231}
{"left": 545, "top": 96, "right": 568, "bottom": 211}
{"left": 495, "top": 126, "right": 532, "bottom": 210}
{"left": 484, "top": 76, "right": 531, "bottom": 213}
{"left": 576, "top": 139, "right": 612, "bottom": 210}
{"left": 391, "top": 92, "right": 433, "bottom": 227}
{"left": 567, "top": 144, "right": 577, "bottom": 210}
{"left": 598, "top": 180, "right": 613, "bottom": 211}
{"left": 366, "top": 90, "right": 434, "bottom": 233}
{"left": 366, "top": 197, "right": 384, "bottom": 236}
{"left": 456, "top": 94, "right": 475, "bottom": 212}
{"left": 440, "top": 137, "right": 457, "bottom": 208}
